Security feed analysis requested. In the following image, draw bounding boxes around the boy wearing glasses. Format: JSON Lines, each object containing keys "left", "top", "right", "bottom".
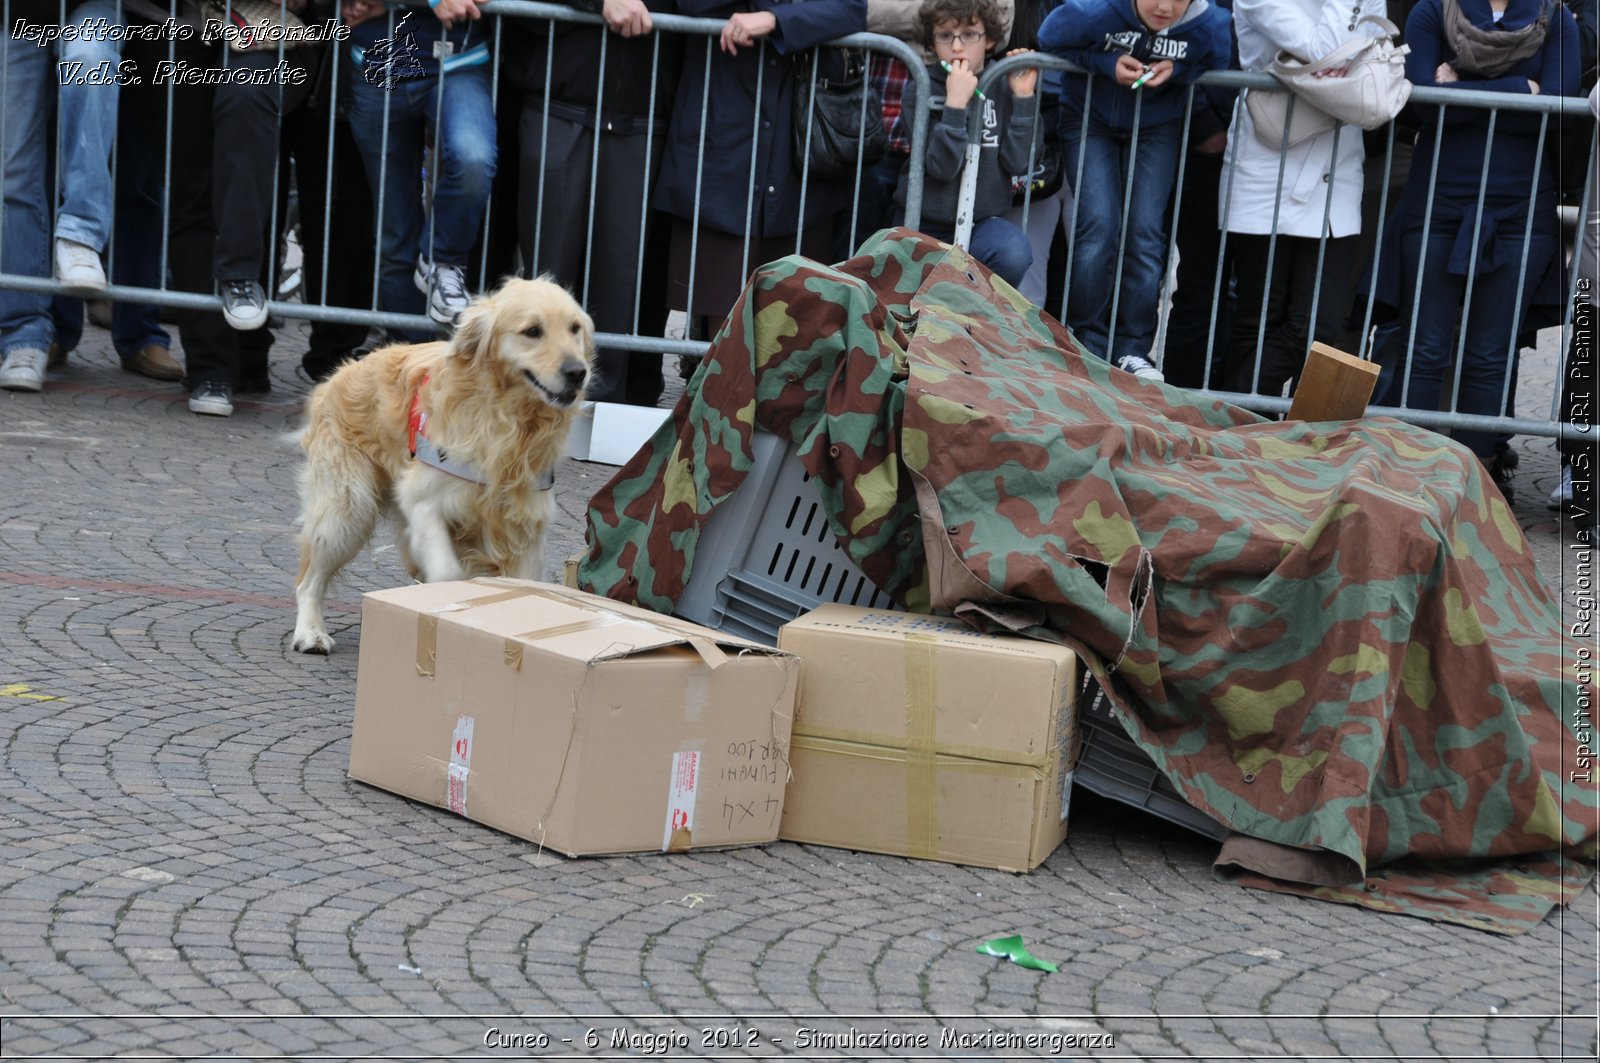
{"left": 894, "top": 0, "right": 1039, "bottom": 287}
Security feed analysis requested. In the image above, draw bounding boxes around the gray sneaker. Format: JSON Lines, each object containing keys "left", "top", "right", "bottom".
{"left": 221, "top": 279, "right": 269, "bottom": 331}
{"left": 188, "top": 381, "right": 234, "bottom": 417}
{"left": 414, "top": 257, "right": 471, "bottom": 325}
{"left": 0, "top": 347, "right": 47, "bottom": 391}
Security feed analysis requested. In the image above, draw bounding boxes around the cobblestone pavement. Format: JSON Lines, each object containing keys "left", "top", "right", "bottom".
{"left": 0, "top": 317, "right": 1595, "bottom": 1061}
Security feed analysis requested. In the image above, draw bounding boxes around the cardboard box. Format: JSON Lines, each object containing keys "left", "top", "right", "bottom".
{"left": 777, "top": 606, "right": 1079, "bottom": 871}
{"left": 565, "top": 401, "right": 674, "bottom": 465}
{"left": 349, "top": 578, "right": 799, "bottom": 856}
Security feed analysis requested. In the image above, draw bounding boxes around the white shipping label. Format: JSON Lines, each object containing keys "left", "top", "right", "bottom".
{"left": 661, "top": 750, "right": 700, "bottom": 851}
{"left": 448, "top": 714, "right": 475, "bottom": 816}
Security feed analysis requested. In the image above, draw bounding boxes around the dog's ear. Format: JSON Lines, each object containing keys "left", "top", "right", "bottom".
{"left": 450, "top": 299, "right": 494, "bottom": 361}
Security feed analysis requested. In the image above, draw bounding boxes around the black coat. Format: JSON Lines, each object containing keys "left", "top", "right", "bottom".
{"left": 653, "top": 0, "right": 868, "bottom": 237}
{"left": 504, "top": 0, "right": 685, "bottom": 133}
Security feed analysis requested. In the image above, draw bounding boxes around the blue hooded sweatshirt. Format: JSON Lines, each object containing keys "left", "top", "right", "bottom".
{"left": 1038, "top": 0, "right": 1232, "bottom": 129}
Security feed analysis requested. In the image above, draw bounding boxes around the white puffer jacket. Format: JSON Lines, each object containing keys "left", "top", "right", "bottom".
{"left": 1222, "top": 0, "right": 1388, "bottom": 238}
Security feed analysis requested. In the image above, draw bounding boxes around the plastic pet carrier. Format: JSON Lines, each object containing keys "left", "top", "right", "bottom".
{"left": 1075, "top": 680, "right": 1228, "bottom": 841}
{"left": 673, "top": 431, "right": 899, "bottom": 645}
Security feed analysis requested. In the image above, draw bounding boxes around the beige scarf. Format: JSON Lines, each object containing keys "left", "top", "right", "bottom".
{"left": 1440, "top": 0, "right": 1550, "bottom": 78}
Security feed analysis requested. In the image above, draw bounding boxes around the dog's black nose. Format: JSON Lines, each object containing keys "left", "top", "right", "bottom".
{"left": 563, "top": 362, "right": 588, "bottom": 390}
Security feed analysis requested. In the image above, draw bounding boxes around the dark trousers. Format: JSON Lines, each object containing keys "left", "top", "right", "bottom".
{"left": 1164, "top": 148, "right": 1232, "bottom": 390}
{"left": 1225, "top": 233, "right": 1360, "bottom": 397}
{"left": 518, "top": 108, "right": 668, "bottom": 406}
{"left": 281, "top": 95, "right": 376, "bottom": 376}
{"left": 144, "top": 42, "right": 311, "bottom": 386}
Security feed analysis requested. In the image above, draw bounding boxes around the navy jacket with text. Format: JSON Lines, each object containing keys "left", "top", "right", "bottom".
{"left": 1037, "top": 0, "right": 1232, "bottom": 129}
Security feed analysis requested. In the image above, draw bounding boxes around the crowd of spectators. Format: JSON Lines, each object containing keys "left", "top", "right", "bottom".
{"left": 0, "top": 0, "right": 1593, "bottom": 501}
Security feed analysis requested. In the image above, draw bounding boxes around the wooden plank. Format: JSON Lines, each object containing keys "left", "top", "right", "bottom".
{"left": 1287, "top": 342, "right": 1382, "bottom": 422}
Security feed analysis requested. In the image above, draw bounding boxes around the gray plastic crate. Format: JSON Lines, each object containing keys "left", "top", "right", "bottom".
{"left": 1076, "top": 681, "right": 1228, "bottom": 841}
{"left": 674, "top": 431, "right": 898, "bottom": 645}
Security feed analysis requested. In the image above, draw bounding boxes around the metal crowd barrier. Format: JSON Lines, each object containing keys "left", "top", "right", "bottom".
{"left": 0, "top": 1, "right": 925, "bottom": 359}
{"left": 964, "top": 53, "right": 1597, "bottom": 443}
{"left": 0, "top": 2, "right": 1593, "bottom": 450}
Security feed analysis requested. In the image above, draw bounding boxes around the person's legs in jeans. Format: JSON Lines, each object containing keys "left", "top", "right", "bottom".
{"left": 347, "top": 74, "right": 428, "bottom": 336}
{"left": 0, "top": 30, "right": 54, "bottom": 385}
{"left": 420, "top": 65, "right": 496, "bottom": 274}
{"left": 53, "top": 0, "right": 123, "bottom": 262}
{"left": 965, "top": 217, "right": 1032, "bottom": 289}
{"left": 1107, "top": 121, "right": 1181, "bottom": 368}
{"left": 1059, "top": 120, "right": 1120, "bottom": 360}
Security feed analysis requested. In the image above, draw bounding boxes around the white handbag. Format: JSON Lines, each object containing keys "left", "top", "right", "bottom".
{"left": 1245, "top": 15, "right": 1412, "bottom": 149}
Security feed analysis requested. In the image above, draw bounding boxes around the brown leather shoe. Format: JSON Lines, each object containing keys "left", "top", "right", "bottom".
{"left": 47, "top": 343, "right": 67, "bottom": 369}
{"left": 121, "top": 344, "right": 184, "bottom": 382}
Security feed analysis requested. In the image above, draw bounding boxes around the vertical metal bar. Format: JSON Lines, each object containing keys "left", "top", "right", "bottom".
{"left": 1554, "top": 116, "right": 1597, "bottom": 421}
{"left": 1446, "top": 109, "right": 1498, "bottom": 419}
{"left": 320, "top": 8, "right": 343, "bottom": 307}
{"left": 1498, "top": 110, "right": 1548, "bottom": 419}
{"left": 791, "top": 43, "right": 809, "bottom": 258}
{"left": 478, "top": 13, "right": 502, "bottom": 289}
{"left": 902, "top": 60, "right": 929, "bottom": 232}
{"left": 1104, "top": 87, "right": 1145, "bottom": 364}
{"left": 1302, "top": 123, "right": 1343, "bottom": 367}
{"left": 581, "top": 28, "right": 608, "bottom": 307}
{"left": 1211, "top": 92, "right": 1247, "bottom": 387}
{"left": 1152, "top": 83, "right": 1195, "bottom": 373}
{"left": 263, "top": 0, "right": 289, "bottom": 310}
{"left": 632, "top": 33, "right": 662, "bottom": 335}
{"left": 1355, "top": 121, "right": 1397, "bottom": 362}
{"left": 530, "top": 17, "right": 555, "bottom": 278}
{"left": 684, "top": 34, "right": 713, "bottom": 324}
{"left": 1060, "top": 71, "right": 1093, "bottom": 324}
{"left": 160, "top": 0, "right": 176, "bottom": 299}
{"left": 369, "top": 6, "right": 395, "bottom": 310}
{"left": 1248, "top": 91, "right": 1299, "bottom": 396}
{"left": 1397, "top": 109, "right": 1448, "bottom": 411}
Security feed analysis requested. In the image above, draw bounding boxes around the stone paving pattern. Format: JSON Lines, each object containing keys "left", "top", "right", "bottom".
{"left": 0, "top": 320, "right": 1595, "bottom": 1060}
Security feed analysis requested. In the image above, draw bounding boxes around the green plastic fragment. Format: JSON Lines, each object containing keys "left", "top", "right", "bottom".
{"left": 975, "top": 934, "right": 1057, "bottom": 972}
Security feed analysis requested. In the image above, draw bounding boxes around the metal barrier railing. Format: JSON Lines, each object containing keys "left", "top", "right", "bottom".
{"left": 0, "top": 1, "right": 925, "bottom": 358}
{"left": 961, "top": 54, "right": 1596, "bottom": 444}
{"left": 0, "top": 2, "right": 1593, "bottom": 451}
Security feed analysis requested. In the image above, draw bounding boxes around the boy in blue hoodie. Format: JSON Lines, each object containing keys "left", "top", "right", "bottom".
{"left": 1039, "top": 0, "right": 1230, "bottom": 381}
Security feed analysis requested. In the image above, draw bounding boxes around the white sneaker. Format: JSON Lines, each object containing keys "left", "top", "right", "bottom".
{"left": 54, "top": 238, "right": 107, "bottom": 290}
{"left": 414, "top": 257, "right": 471, "bottom": 325}
{"left": 1115, "top": 353, "right": 1165, "bottom": 382}
{"left": 0, "top": 347, "right": 47, "bottom": 391}
{"left": 1548, "top": 466, "right": 1574, "bottom": 509}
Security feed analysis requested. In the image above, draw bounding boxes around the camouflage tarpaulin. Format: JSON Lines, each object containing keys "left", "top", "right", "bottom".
{"left": 581, "top": 229, "right": 1598, "bottom": 933}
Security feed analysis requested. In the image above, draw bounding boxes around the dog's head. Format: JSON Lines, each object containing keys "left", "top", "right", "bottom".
{"left": 450, "top": 276, "right": 595, "bottom": 409}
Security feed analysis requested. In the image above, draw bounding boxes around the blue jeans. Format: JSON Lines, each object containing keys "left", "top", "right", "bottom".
{"left": 921, "top": 217, "right": 1032, "bottom": 290}
{"left": 347, "top": 64, "right": 496, "bottom": 335}
{"left": 0, "top": 1, "right": 125, "bottom": 355}
{"left": 1395, "top": 222, "right": 1556, "bottom": 458}
{"left": 1061, "top": 117, "right": 1182, "bottom": 365}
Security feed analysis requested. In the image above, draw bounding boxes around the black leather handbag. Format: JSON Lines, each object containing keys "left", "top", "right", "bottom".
{"left": 792, "top": 48, "right": 889, "bottom": 179}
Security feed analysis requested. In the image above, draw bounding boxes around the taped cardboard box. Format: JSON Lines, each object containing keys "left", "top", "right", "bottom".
{"left": 777, "top": 606, "right": 1079, "bottom": 871}
{"left": 349, "top": 578, "right": 799, "bottom": 856}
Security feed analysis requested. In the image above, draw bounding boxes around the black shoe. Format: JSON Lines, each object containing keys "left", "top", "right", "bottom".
{"left": 677, "top": 353, "right": 702, "bottom": 381}
{"left": 220, "top": 280, "right": 268, "bottom": 331}
{"left": 1485, "top": 448, "right": 1518, "bottom": 505}
{"left": 236, "top": 372, "right": 271, "bottom": 395}
{"left": 188, "top": 381, "right": 234, "bottom": 417}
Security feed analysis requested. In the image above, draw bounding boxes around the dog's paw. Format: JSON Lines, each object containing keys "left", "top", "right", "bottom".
{"left": 292, "top": 628, "right": 336, "bottom": 655}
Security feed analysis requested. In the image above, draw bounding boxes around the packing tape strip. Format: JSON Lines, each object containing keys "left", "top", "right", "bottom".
{"left": 503, "top": 614, "right": 628, "bottom": 670}
{"left": 904, "top": 634, "right": 938, "bottom": 860}
{"left": 415, "top": 585, "right": 550, "bottom": 678}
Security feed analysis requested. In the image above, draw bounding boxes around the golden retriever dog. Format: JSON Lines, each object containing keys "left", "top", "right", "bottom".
{"left": 291, "top": 277, "right": 593, "bottom": 654}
